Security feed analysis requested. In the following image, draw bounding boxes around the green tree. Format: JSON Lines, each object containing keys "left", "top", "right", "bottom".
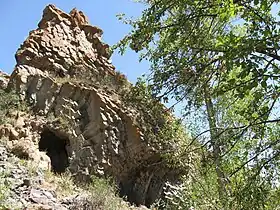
{"left": 116, "top": 0, "right": 280, "bottom": 209}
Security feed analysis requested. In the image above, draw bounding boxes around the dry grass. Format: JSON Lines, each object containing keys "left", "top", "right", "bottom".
{"left": 42, "top": 171, "right": 138, "bottom": 210}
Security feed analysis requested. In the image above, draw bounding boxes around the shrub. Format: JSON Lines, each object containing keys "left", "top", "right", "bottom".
{"left": 0, "top": 171, "right": 12, "bottom": 209}
{"left": 87, "top": 176, "right": 128, "bottom": 210}
{"left": 0, "top": 89, "right": 27, "bottom": 124}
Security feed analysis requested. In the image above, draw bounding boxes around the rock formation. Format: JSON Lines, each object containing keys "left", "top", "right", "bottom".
{"left": 5, "top": 4, "right": 182, "bottom": 207}
{"left": 0, "top": 70, "right": 9, "bottom": 89}
{"left": 0, "top": 139, "right": 148, "bottom": 209}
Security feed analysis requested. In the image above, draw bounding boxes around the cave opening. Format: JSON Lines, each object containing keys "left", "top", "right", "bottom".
{"left": 39, "top": 128, "right": 69, "bottom": 173}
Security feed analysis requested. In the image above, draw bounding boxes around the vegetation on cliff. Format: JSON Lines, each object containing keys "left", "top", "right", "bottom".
{"left": 116, "top": 0, "right": 280, "bottom": 209}
{"left": 0, "top": 90, "right": 149, "bottom": 210}
{"left": 0, "top": 89, "right": 27, "bottom": 124}
{"left": 1, "top": 1, "right": 280, "bottom": 209}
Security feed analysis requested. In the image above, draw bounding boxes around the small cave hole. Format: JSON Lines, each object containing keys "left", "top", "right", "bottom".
{"left": 39, "top": 129, "right": 70, "bottom": 173}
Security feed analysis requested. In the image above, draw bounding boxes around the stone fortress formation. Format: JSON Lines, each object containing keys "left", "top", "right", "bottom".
{"left": 1, "top": 4, "right": 182, "bottom": 207}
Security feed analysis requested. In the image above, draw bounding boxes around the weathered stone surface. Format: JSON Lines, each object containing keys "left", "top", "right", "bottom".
{"left": 0, "top": 142, "right": 149, "bottom": 209}
{"left": 9, "top": 127, "right": 20, "bottom": 140}
{"left": 12, "top": 4, "right": 113, "bottom": 86}
{"left": 14, "top": 116, "right": 26, "bottom": 128}
{"left": 6, "top": 4, "right": 181, "bottom": 207}
{"left": 0, "top": 70, "right": 9, "bottom": 89}
{"left": 0, "top": 112, "right": 49, "bottom": 163}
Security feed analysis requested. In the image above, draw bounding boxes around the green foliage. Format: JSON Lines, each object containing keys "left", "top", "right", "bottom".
{"left": 0, "top": 89, "right": 27, "bottom": 124}
{"left": 117, "top": 0, "right": 280, "bottom": 209}
{"left": 0, "top": 170, "right": 12, "bottom": 209}
{"left": 43, "top": 170, "right": 78, "bottom": 198}
{"left": 46, "top": 102, "right": 77, "bottom": 133}
{"left": 44, "top": 171, "right": 131, "bottom": 209}
{"left": 156, "top": 171, "right": 222, "bottom": 210}
{"left": 122, "top": 77, "right": 195, "bottom": 169}
{"left": 87, "top": 176, "right": 126, "bottom": 210}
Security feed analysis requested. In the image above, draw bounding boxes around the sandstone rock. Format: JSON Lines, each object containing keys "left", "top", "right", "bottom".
{"left": 9, "top": 139, "right": 35, "bottom": 159}
{"left": 14, "top": 116, "right": 25, "bottom": 128}
{"left": 0, "top": 124, "right": 9, "bottom": 138}
{"left": 0, "top": 70, "right": 9, "bottom": 89}
{"left": 30, "top": 188, "right": 56, "bottom": 204}
{"left": 5, "top": 4, "right": 182, "bottom": 207}
{"left": 0, "top": 142, "right": 73, "bottom": 210}
{"left": 23, "top": 178, "right": 31, "bottom": 187}
{"left": 25, "top": 204, "right": 53, "bottom": 210}
{"left": 26, "top": 203, "right": 67, "bottom": 210}
{"left": 9, "top": 127, "right": 20, "bottom": 140}
{"left": 37, "top": 151, "right": 51, "bottom": 171}
{"left": 18, "top": 127, "right": 30, "bottom": 138}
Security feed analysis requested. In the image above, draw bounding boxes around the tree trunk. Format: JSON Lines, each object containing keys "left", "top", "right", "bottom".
{"left": 203, "top": 84, "right": 227, "bottom": 206}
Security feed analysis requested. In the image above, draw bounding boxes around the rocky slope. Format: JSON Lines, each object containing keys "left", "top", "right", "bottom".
{"left": 0, "top": 125, "right": 148, "bottom": 210}
{"left": 0, "top": 139, "right": 83, "bottom": 210}
{"left": 1, "top": 4, "right": 185, "bottom": 208}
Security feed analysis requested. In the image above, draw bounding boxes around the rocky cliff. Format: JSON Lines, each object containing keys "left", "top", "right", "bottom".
{"left": 3, "top": 4, "right": 184, "bottom": 207}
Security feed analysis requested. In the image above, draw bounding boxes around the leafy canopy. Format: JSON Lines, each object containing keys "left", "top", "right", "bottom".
{"left": 116, "top": 0, "right": 280, "bottom": 209}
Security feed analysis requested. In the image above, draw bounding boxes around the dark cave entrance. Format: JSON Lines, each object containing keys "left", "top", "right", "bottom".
{"left": 39, "top": 128, "right": 70, "bottom": 173}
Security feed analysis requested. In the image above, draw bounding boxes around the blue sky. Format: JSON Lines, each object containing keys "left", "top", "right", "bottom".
{"left": 0, "top": 0, "right": 149, "bottom": 83}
